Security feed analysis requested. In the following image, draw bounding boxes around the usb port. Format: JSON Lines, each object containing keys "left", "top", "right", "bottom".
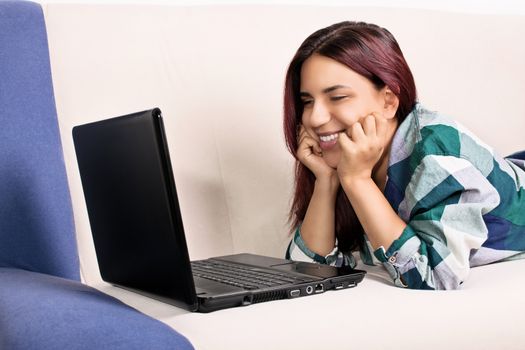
{"left": 335, "top": 282, "right": 345, "bottom": 290}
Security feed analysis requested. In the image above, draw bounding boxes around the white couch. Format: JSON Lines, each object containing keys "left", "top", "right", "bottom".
{"left": 42, "top": 3, "right": 525, "bottom": 349}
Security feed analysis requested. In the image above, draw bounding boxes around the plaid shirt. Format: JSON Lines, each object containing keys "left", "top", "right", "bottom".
{"left": 286, "top": 103, "right": 525, "bottom": 290}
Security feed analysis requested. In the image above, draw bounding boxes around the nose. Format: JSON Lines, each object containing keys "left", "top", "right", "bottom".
{"left": 308, "top": 100, "right": 331, "bottom": 128}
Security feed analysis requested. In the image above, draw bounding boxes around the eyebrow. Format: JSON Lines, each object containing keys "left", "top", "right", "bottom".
{"left": 299, "top": 84, "right": 352, "bottom": 97}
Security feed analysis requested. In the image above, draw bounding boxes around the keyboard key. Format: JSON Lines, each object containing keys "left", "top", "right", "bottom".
{"left": 191, "top": 260, "right": 307, "bottom": 290}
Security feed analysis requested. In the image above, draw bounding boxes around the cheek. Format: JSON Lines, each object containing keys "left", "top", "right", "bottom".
{"left": 301, "top": 110, "right": 311, "bottom": 127}
{"left": 334, "top": 109, "right": 359, "bottom": 128}
{"left": 300, "top": 115, "right": 316, "bottom": 135}
{"left": 335, "top": 104, "right": 376, "bottom": 127}
{"left": 336, "top": 95, "right": 383, "bottom": 124}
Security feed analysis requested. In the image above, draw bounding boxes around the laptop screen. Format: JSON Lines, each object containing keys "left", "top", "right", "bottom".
{"left": 73, "top": 109, "right": 197, "bottom": 309}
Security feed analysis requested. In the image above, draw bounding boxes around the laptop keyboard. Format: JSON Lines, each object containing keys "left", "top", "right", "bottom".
{"left": 191, "top": 260, "right": 316, "bottom": 290}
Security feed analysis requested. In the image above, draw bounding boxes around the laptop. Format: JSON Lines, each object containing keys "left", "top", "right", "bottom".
{"left": 72, "top": 108, "right": 366, "bottom": 313}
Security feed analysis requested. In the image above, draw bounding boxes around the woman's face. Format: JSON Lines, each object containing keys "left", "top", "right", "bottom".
{"left": 299, "top": 54, "right": 394, "bottom": 169}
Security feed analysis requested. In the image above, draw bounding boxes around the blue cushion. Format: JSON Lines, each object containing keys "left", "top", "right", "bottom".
{"left": 0, "top": 0, "right": 80, "bottom": 280}
{"left": 0, "top": 268, "right": 194, "bottom": 350}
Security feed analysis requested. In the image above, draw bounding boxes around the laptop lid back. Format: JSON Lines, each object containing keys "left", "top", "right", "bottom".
{"left": 73, "top": 108, "right": 198, "bottom": 311}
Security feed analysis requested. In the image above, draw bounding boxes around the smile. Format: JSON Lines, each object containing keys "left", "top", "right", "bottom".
{"left": 317, "top": 132, "right": 342, "bottom": 151}
{"left": 319, "top": 133, "right": 339, "bottom": 142}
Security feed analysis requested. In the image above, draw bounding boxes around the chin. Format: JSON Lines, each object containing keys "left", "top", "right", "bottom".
{"left": 322, "top": 152, "right": 340, "bottom": 169}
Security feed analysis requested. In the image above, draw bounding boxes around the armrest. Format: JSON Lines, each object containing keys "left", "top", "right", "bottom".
{"left": 0, "top": 268, "right": 193, "bottom": 350}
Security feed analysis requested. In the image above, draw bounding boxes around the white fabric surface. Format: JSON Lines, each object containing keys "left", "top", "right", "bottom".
{"left": 94, "top": 259, "right": 525, "bottom": 349}
{"left": 41, "top": 3, "right": 525, "bottom": 349}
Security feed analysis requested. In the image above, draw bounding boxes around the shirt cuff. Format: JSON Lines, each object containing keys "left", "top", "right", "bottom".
{"left": 287, "top": 226, "right": 355, "bottom": 268}
{"left": 373, "top": 225, "right": 419, "bottom": 288}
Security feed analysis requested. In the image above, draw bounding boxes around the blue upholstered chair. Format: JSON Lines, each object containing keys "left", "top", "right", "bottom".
{"left": 0, "top": 1, "right": 193, "bottom": 349}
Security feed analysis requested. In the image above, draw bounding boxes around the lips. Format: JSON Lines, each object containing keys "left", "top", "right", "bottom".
{"left": 318, "top": 132, "right": 341, "bottom": 151}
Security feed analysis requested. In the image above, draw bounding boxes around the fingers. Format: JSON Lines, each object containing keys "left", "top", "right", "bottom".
{"left": 349, "top": 121, "right": 366, "bottom": 143}
{"left": 297, "top": 125, "right": 308, "bottom": 145}
{"left": 352, "top": 113, "right": 388, "bottom": 140}
{"left": 298, "top": 125, "right": 313, "bottom": 145}
{"left": 340, "top": 112, "right": 388, "bottom": 151}
{"left": 337, "top": 130, "right": 352, "bottom": 149}
{"left": 360, "top": 113, "right": 388, "bottom": 135}
{"left": 361, "top": 114, "right": 376, "bottom": 136}
{"left": 298, "top": 127, "right": 316, "bottom": 154}
{"left": 371, "top": 112, "right": 388, "bottom": 140}
{"left": 311, "top": 140, "right": 322, "bottom": 156}
{"left": 297, "top": 125, "right": 322, "bottom": 156}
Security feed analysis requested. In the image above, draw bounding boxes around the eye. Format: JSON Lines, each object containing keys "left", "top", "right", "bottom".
{"left": 301, "top": 99, "right": 313, "bottom": 107}
{"left": 330, "top": 95, "right": 347, "bottom": 102}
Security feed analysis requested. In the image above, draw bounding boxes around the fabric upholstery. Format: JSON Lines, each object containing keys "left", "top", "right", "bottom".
{"left": 0, "top": 268, "right": 194, "bottom": 350}
{"left": 0, "top": 0, "right": 79, "bottom": 280}
{"left": 0, "top": 2, "right": 194, "bottom": 349}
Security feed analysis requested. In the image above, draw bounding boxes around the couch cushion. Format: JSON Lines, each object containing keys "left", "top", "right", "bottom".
{"left": 0, "top": 268, "right": 193, "bottom": 350}
{"left": 0, "top": 1, "right": 80, "bottom": 280}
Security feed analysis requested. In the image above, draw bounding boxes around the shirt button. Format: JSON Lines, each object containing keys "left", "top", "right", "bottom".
{"left": 388, "top": 255, "right": 397, "bottom": 264}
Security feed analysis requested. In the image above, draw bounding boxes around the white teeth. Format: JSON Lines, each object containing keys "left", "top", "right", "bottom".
{"left": 319, "top": 133, "right": 339, "bottom": 142}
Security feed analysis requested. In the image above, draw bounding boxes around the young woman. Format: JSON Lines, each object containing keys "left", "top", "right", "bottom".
{"left": 283, "top": 21, "right": 525, "bottom": 290}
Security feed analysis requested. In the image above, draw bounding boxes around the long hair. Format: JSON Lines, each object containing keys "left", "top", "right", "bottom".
{"left": 283, "top": 21, "right": 417, "bottom": 253}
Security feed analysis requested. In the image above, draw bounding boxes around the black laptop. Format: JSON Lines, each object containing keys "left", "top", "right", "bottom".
{"left": 72, "top": 108, "right": 366, "bottom": 313}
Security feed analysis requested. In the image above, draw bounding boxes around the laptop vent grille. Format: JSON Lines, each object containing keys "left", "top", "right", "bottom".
{"left": 252, "top": 290, "right": 287, "bottom": 304}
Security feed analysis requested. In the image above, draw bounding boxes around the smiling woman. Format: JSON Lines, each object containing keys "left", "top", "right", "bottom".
{"left": 283, "top": 21, "right": 525, "bottom": 290}
{"left": 298, "top": 54, "right": 400, "bottom": 169}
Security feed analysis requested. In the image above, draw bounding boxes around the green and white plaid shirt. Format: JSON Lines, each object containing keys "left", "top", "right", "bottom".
{"left": 286, "top": 103, "right": 525, "bottom": 290}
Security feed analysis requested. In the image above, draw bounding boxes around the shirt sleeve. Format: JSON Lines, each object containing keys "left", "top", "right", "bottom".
{"left": 285, "top": 226, "right": 356, "bottom": 268}
{"left": 376, "top": 155, "right": 501, "bottom": 290}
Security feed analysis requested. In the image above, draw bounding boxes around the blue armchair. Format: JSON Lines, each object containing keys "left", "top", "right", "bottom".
{"left": 0, "top": 1, "right": 193, "bottom": 349}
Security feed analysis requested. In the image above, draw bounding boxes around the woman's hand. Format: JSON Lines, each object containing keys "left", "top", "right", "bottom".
{"left": 337, "top": 113, "right": 388, "bottom": 183}
{"left": 297, "top": 125, "right": 338, "bottom": 184}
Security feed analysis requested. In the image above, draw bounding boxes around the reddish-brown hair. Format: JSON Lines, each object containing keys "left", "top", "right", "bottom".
{"left": 283, "top": 21, "right": 417, "bottom": 252}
